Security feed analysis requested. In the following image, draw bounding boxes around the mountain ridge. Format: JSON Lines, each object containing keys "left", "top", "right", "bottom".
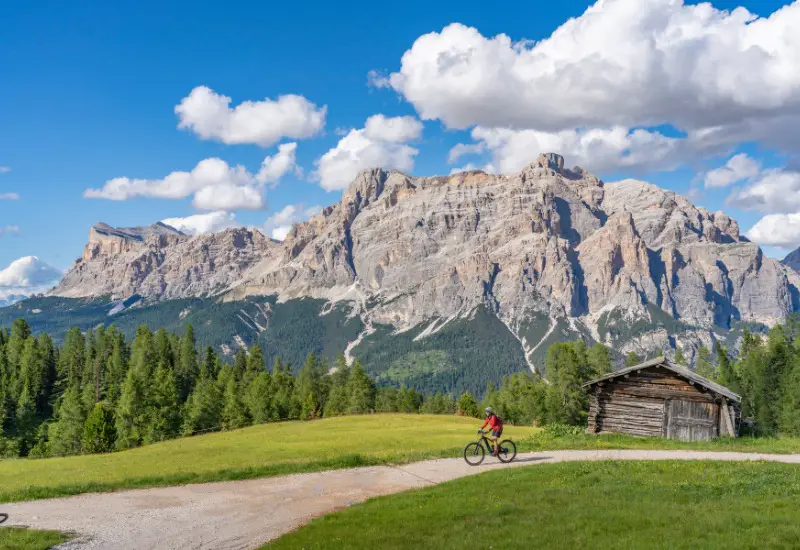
{"left": 46, "top": 153, "right": 800, "bottom": 369}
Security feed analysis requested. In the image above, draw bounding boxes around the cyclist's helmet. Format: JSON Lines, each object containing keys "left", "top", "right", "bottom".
{"left": 485, "top": 407, "right": 494, "bottom": 415}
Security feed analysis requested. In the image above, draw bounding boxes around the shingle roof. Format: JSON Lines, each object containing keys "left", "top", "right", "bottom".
{"left": 582, "top": 356, "right": 741, "bottom": 403}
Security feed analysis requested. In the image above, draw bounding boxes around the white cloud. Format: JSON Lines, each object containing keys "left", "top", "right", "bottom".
{"left": 747, "top": 213, "right": 800, "bottom": 248}
{"left": 161, "top": 211, "right": 239, "bottom": 235}
{"left": 0, "top": 193, "right": 19, "bottom": 200}
{"left": 263, "top": 204, "right": 322, "bottom": 240}
{"left": 363, "top": 115, "right": 423, "bottom": 142}
{"left": 175, "top": 86, "right": 326, "bottom": 147}
{"left": 448, "top": 142, "right": 485, "bottom": 164}
{"left": 384, "top": 3, "right": 800, "bottom": 134}
{"left": 0, "top": 225, "right": 20, "bottom": 236}
{"left": 0, "top": 167, "right": 10, "bottom": 174}
{"left": 84, "top": 146, "right": 299, "bottom": 210}
{"left": 727, "top": 168, "right": 800, "bottom": 213}
{"left": 468, "top": 126, "right": 693, "bottom": 174}
{"left": 192, "top": 184, "right": 264, "bottom": 210}
{"left": 0, "top": 256, "right": 63, "bottom": 297}
{"left": 314, "top": 114, "right": 423, "bottom": 191}
{"left": 256, "top": 142, "right": 300, "bottom": 185}
{"left": 704, "top": 153, "right": 762, "bottom": 188}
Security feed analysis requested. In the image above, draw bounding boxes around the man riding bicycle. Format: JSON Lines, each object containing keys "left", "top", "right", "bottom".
{"left": 479, "top": 407, "right": 503, "bottom": 455}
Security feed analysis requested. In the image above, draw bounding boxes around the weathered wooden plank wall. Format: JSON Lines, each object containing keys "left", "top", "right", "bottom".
{"left": 586, "top": 365, "right": 735, "bottom": 441}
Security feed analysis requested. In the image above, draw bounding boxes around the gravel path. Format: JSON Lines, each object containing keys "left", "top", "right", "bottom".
{"left": 3, "top": 450, "right": 800, "bottom": 549}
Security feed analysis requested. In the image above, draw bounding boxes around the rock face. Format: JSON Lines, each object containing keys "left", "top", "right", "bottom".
{"left": 53, "top": 222, "right": 279, "bottom": 300}
{"left": 51, "top": 154, "right": 800, "bottom": 366}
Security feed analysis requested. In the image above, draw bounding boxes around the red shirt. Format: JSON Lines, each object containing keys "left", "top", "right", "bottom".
{"left": 481, "top": 414, "right": 502, "bottom": 430}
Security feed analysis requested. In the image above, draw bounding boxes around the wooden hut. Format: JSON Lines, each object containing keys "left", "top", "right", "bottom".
{"left": 582, "top": 357, "right": 741, "bottom": 441}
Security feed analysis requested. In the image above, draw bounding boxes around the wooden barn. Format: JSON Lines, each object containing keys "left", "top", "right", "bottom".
{"left": 583, "top": 357, "right": 741, "bottom": 441}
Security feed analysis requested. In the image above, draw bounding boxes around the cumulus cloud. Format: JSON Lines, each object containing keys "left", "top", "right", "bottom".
{"left": 747, "top": 213, "right": 800, "bottom": 248}
{"left": 314, "top": 114, "right": 423, "bottom": 191}
{"left": 0, "top": 193, "right": 19, "bottom": 200}
{"left": 377, "top": 1, "right": 800, "bottom": 172}
{"left": 263, "top": 204, "right": 322, "bottom": 240}
{"left": 176, "top": 86, "right": 326, "bottom": 147}
{"left": 0, "top": 167, "right": 10, "bottom": 174}
{"left": 448, "top": 142, "right": 485, "bottom": 164}
{"left": 467, "top": 126, "right": 700, "bottom": 174}
{"left": 256, "top": 142, "right": 300, "bottom": 186}
{"left": 0, "top": 256, "right": 63, "bottom": 299}
{"left": 363, "top": 115, "right": 423, "bottom": 142}
{"left": 0, "top": 225, "right": 20, "bottom": 236}
{"left": 704, "top": 153, "right": 762, "bottom": 188}
{"left": 84, "top": 145, "right": 298, "bottom": 210}
{"left": 383, "top": 3, "right": 800, "bottom": 134}
{"left": 727, "top": 168, "right": 800, "bottom": 213}
{"left": 161, "top": 211, "right": 239, "bottom": 235}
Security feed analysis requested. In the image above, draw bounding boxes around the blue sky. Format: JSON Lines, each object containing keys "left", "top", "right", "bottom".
{"left": 1, "top": 0, "right": 799, "bottom": 285}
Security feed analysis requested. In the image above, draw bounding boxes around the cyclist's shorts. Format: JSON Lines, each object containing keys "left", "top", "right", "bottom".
{"left": 491, "top": 429, "right": 503, "bottom": 438}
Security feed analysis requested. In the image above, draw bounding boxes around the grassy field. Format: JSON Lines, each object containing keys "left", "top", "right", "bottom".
{"left": 0, "top": 527, "right": 69, "bottom": 550}
{"left": 523, "top": 425, "right": 800, "bottom": 454}
{"left": 0, "top": 414, "right": 536, "bottom": 503}
{"left": 266, "top": 460, "right": 800, "bottom": 549}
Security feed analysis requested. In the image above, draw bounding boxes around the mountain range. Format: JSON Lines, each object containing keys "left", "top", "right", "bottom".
{"left": 4, "top": 153, "right": 800, "bottom": 395}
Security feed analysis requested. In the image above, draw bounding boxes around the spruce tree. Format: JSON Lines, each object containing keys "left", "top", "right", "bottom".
{"left": 176, "top": 325, "right": 198, "bottom": 401}
{"left": 624, "top": 351, "right": 641, "bottom": 367}
{"left": 457, "top": 391, "right": 480, "bottom": 418}
{"left": 145, "top": 362, "right": 181, "bottom": 443}
{"left": 695, "top": 346, "right": 715, "bottom": 379}
{"left": 243, "top": 344, "right": 265, "bottom": 389}
{"left": 48, "top": 385, "right": 87, "bottom": 456}
{"left": 183, "top": 373, "right": 222, "bottom": 435}
{"left": 245, "top": 371, "right": 273, "bottom": 423}
{"left": 323, "top": 355, "right": 350, "bottom": 417}
{"left": 346, "top": 360, "right": 375, "bottom": 414}
{"left": 221, "top": 376, "right": 249, "bottom": 430}
{"left": 83, "top": 402, "right": 116, "bottom": 453}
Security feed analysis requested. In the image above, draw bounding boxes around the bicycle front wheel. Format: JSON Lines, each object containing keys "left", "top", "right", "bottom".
{"left": 463, "top": 442, "right": 485, "bottom": 466}
{"left": 497, "top": 439, "right": 517, "bottom": 463}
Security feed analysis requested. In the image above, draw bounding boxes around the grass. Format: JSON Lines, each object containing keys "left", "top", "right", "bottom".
{"left": 0, "top": 414, "right": 536, "bottom": 503}
{"left": 0, "top": 527, "right": 69, "bottom": 550}
{"left": 522, "top": 425, "right": 800, "bottom": 454}
{"left": 265, "top": 460, "right": 800, "bottom": 549}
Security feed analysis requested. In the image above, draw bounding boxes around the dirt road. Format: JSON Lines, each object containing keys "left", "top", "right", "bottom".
{"left": 4, "top": 450, "right": 800, "bottom": 549}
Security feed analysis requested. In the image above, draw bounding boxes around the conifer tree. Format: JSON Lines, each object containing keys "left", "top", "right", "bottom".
{"left": 243, "top": 344, "right": 265, "bottom": 389}
{"left": 83, "top": 402, "right": 116, "bottom": 453}
{"left": 323, "top": 355, "right": 350, "bottom": 417}
{"left": 457, "top": 391, "right": 480, "bottom": 418}
{"left": 245, "top": 371, "right": 273, "bottom": 423}
{"left": 48, "top": 385, "right": 87, "bottom": 456}
{"left": 176, "top": 325, "right": 198, "bottom": 401}
{"left": 145, "top": 362, "right": 181, "bottom": 443}
{"left": 695, "top": 346, "right": 715, "bottom": 379}
{"left": 221, "top": 375, "right": 249, "bottom": 429}
{"left": 624, "top": 351, "right": 641, "bottom": 367}
{"left": 346, "top": 360, "right": 375, "bottom": 414}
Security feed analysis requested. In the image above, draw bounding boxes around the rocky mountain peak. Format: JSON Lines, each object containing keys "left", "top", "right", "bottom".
{"left": 50, "top": 153, "right": 800, "bottom": 366}
{"left": 782, "top": 247, "right": 800, "bottom": 273}
{"left": 91, "top": 221, "right": 184, "bottom": 242}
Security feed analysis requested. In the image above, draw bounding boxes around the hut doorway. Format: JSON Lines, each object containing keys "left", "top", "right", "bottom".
{"left": 665, "top": 400, "right": 718, "bottom": 441}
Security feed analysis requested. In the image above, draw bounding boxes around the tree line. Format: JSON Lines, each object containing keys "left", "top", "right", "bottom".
{"left": 0, "top": 319, "right": 460, "bottom": 458}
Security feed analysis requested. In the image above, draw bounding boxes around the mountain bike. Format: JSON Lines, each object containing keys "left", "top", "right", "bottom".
{"left": 463, "top": 429, "right": 517, "bottom": 465}
{"left": 0, "top": 513, "right": 7, "bottom": 524}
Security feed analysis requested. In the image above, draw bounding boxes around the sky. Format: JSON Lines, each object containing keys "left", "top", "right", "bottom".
{"left": 2, "top": 0, "right": 800, "bottom": 295}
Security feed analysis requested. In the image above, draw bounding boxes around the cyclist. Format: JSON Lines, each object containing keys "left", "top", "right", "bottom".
{"left": 479, "top": 407, "right": 503, "bottom": 455}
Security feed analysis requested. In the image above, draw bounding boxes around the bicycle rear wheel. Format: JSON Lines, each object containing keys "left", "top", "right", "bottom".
{"left": 463, "top": 442, "right": 485, "bottom": 466}
{"left": 497, "top": 439, "right": 517, "bottom": 463}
